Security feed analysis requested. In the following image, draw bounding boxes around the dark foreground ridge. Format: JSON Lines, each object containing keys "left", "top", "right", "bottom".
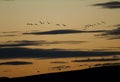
{"left": 0, "top": 65, "right": 120, "bottom": 81}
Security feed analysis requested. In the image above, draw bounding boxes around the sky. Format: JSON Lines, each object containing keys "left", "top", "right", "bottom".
{"left": 0, "top": 0, "right": 120, "bottom": 51}
{"left": 0, "top": 0, "right": 120, "bottom": 30}
{"left": 0, "top": 0, "right": 120, "bottom": 78}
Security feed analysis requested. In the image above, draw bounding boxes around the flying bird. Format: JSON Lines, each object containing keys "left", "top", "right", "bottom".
{"left": 47, "top": 21, "right": 50, "bottom": 24}
{"left": 101, "top": 21, "right": 106, "bottom": 24}
{"left": 56, "top": 24, "right": 60, "bottom": 26}
{"left": 62, "top": 24, "right": 67, "bottom": 26}
{"left": 84, "top": 24, "right": 91, "bottom": 28}
{"left": 39, "top": 21, "right": 44, "bottom": 24}
{"left": 26, "top": 23, "right": 33, "bottom": 26}
{"left": 97, "top": 23, "right": 101, "bottom": 25}
{"left": 34, "top": 24, "right": 38, "bottom": 26}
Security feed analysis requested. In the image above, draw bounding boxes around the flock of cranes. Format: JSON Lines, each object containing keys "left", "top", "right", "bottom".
{"left": 83, "top": 21, "right": 106, "bottom": 30}
{"left": 26, "top": 20, "right": 106, "bottom": 30}
{"left": 26, "top": 20, "right": 67, "bottom": 27}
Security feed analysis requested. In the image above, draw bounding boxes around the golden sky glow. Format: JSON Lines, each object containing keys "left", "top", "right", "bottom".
{"left": 0, "top": 0, "right": 120, "bottom": 50}
{"left": 0, "top": 0, "right": 120, "bottom": 78}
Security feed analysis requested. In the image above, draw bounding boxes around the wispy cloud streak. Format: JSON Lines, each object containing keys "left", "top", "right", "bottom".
{"left": 0, "top": 47, "right": 120, "bottom": 59}
{"left": 96, "top": 26, "right": 120, "bottom": 39}
{"left": 92, "top": 1, "right": 120, "bottom": 9}
{"left": 0, "top": 40, "right": 86, "bottom": 48}
{"left": 23, "top": 29, "right": 105, "bottom": 35}
{"left": 0, "top": 61, "right": 32, "bottom": 65}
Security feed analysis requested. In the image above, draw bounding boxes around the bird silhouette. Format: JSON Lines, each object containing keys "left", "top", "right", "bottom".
{"left": 56, "top": 24, "right": 60, "bottom": 26}
{"left": 34, "top": 24, "right": 38, "bottom": 26}
{"left": 39, "top": 21, "right": 44, "bottom": 24}
{"left": 101, "top": 21, "right": 106, "bottom": 24}
{"left": 62, "top": 24, "right": 67, "bottom": 26}
{"left": 84, "top": 24, "right": 91, "bottom": 28}
{"left": 26, "top": 23, "right": 33, "bottom": 25}
{"left": 97, "top": 23, "right": 101, "bottom": 25}
{"left": 47, "top": 21, "right": 50, "bottom": 24}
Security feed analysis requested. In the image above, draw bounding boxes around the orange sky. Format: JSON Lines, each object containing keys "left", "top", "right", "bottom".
{"left": 0, "top": 0, "right": 120, "bottom": 51}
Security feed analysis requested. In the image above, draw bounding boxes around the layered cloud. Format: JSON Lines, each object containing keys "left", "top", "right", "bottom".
{"left": 2, "top": 0, "right": 15, "bottom": 1}
{"left": 0, "top": 35, "right": 17, "bottom": 37}
{"left": 0, "top": 47, "right": 120, "bottom": 59}
{"left": 23, "top": 29, "right": 105, "bottom": 35}
{"left": 0, "top": 31, "right": 20, "bottom": 37}
{"left": 92, "top": 1, "right": 120, "bottom": 9}
{"left": 72, "top": 57, "right": 120, "bottom": 62}
{"left": 0, "top": 40, "right": 86, "bottom": 48}
{"left": 97, "top": 26, "right": 120, "bottom": 39}
{"left": 0, "top": 61, "right": 32, "bottom": 65}
{"left": 0, "top": 40, "right": 40, "bottom": 48}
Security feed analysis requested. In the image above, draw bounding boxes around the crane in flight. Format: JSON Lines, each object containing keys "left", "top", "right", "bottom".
{"left": 39, "top": 21, "right": 45, "bottom": 24}
{"left": 26, "top": 23, "right": 33, "bottom": 26}
{"left": 34, "top": 24, "right": 38, "bottom": 26}
{"left": 56, "top": 24, "right": 61, "bottom": 27}
{"left": 47, "top": 21, "right": 50, "bottom": 24}
{"left": 62, "top": 24, "right": 67, "bottom": 26}
{"left": 101, "top": 21, "right": 106, "bottom": 24}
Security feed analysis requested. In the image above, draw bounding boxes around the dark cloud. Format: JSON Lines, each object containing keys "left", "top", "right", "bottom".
{"left": 98, "top": 27, "right": 120, "bottom": 39}
{"left": 0, "top": 40, "right": 41, "bottom": 48}
{"left": 0, "top": 40, "right": 86, "bottom": 48}
{"left": 94, "top": 63, "right": 120, "bottom": 67}
{"left": 2, "top": 0, "right": 15, "bottom": 1}
{"left": 23, "top": 30, "right": 83, "bottom": 35}
{"left": 45, "top": 41, "right": 86, "bottom": 45}
{"left": 92, "top": 47, "right": 120, "bottom": 51}
{"left": 23, "top": 29, "right": 105, "bottom": 35}
{"left": 72, "top": 57, "right": 120, "bottom": 62}
{"left": 92, "top": 49, "right": 112, "bottom": 52}
{"left": 0, "top": 47, "right": 120, "bottom": 59}
{"left": 0, "top": 35, "right": 17, "bottom": 37}
{"left": 92, "top": 1, "right": 120, "bottom": 9}
{"left": 0, "top": 61, "right": 32, "bottom": 65}
{"left": 114, "top": 24, "right": 120, "bottom": 27}
{"left": 1, "top": 31, "right": 19, "bottom": 34}
{"left": 106, "top": 27, "right": 120, "bottom": 35}
{"left": 51, "top": 65, "right": 70, "bottom": 71}
{"left": 0, "top": 31, "right": 20, "bottom": 37}
{"left": 51, "top": 61, "right": 67, "bottom": 64}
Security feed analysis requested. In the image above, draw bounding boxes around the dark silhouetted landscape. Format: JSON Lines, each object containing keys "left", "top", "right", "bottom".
{"left": 0, "top": 65, "right": 120, "bottom": 81}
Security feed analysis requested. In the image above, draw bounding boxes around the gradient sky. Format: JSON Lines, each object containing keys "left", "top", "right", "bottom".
{"left": 0, "top": 0, "right": 120, "bottom": 78}
{"left": 0, "top": 0, "right": 120, "bottom": 51}
{"left": 0, "top": 0, "right": 120, "bottom": 30}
